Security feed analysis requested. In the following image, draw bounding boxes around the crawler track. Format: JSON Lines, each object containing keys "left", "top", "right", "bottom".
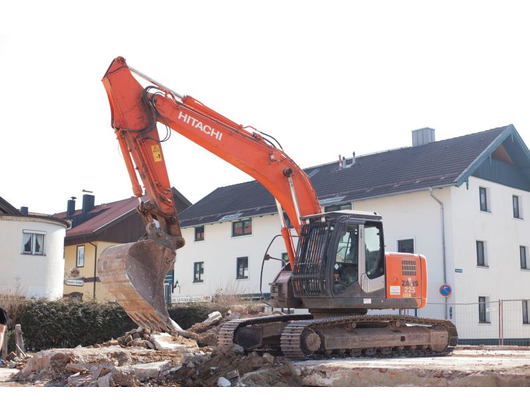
{"left": 219, "top": 314, "right": 458, "bottom": 360}
{"left": 218, "top": 314, "right": 311, "bottom": 347}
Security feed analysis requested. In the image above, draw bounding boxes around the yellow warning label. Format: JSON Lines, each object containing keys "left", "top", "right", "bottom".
{"left": 151, "top": 145, "right": 162, "bottom": 162}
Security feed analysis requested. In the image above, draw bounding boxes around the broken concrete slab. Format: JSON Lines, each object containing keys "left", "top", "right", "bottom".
{"left": 279, "top": 347, "right": 530, "bottom": 386}
{"left": 28, "top": 356, "right": 172, "bottom": 387}
{"left": 150, "top": 333, "right": 198, "bottom": 352}
{"left": 14, "top": 345, "right": 194, "bottom": 387}
{"left": 118, "top": 361, "right": 171, "bottom": 382}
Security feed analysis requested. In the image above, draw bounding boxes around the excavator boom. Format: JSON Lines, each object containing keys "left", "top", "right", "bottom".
{"left": 98, "top": 57, "right": 321, "bottom": 333}
{"left": 98, "top": 57, "right": 457, "bottom": 358}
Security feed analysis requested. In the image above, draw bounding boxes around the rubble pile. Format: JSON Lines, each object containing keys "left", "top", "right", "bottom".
{"left": 7, "top": 305, "right": 297, "bottom": 387}
{"left": 164, "top": 344, "right": 290, "bottom": 387}
{"left": 102, "top": 326, "right": 197, "bottom": 350}
{"left": 113, "top": 327, "right": 158, "bottom": 349}
{"left": 1, "top": 351, "right": 30, "bottom": 370}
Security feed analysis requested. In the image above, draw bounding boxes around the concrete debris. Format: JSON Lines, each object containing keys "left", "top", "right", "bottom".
{"left": 217, "top": 377, "right": 231, "bottom": 387}
{"left": 165, "top": 344, "right": 278, "bottom": 387}
{"left": 1, "top": 351, "right": 28, "bottom": 370}
{"left": 3, "top": 307, "right": 530, "bottom": 387}
{"left": 5, "top": 307, "right": 286, "bottom": 387}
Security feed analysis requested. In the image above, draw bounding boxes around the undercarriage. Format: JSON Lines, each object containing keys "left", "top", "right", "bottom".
{"left": 219, "top": 313, "right": 458, "bottom": 360}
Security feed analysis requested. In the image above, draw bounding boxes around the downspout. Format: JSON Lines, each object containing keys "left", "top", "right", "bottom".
{"left": 429, "top": 188, "right": 448, "bottom": 319}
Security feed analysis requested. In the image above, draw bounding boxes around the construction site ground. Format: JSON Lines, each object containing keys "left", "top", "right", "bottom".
{"left": 1, "top": 308, "right": 530, "bottom": 387}
{"left": 2, "top": 346, "right": 530, "bottom": 387}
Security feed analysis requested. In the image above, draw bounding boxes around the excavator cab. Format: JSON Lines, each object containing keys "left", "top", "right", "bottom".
{"left": 271, "top": 210, "right": 424, "bottom": 313}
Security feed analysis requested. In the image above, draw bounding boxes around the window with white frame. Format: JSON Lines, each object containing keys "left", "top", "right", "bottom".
{"left": 476, "top": 241, "right": 488, "bottom": 267}
{"left": 76, "top": 245, "right": 85, "bottom": 267}
{"left": 520, "top": 246, "right": 529, "bottom": 270}
{"left": 22, "top": 230, "right": 45, "bottom": 255}
{"left": 523, "top": 300, "right": 530, "bottom": 325}
{"left": 232, "top": 219, "right": 252, "bottom": 237}
{"left": 478, "top": 296, "right": 490, "bottom": 324}
{"left": 195, "top": 226, "right": 205, "bottom": 241}
{"left": 513, "top": 195, "right": 522, "bottom": 219}
{"left": 479, "top": 187, "right": 490, "bottom": 212}
{"left": 236, "top": 257, "right": 249, "bottom": 279}
{"left": 397, "top": 238, "right": 415, "bottom": 254}
{"left": 193, "top": 262, "right": 204, "bottom": 283}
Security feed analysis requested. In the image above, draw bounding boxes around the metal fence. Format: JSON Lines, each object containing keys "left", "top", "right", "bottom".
{"left": 391, "top": 300, "right": 530, "bottom": 346}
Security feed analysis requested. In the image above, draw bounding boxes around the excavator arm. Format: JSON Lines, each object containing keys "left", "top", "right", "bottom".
{"left": 98, "top": 57, "right": 322, "bottom": 333}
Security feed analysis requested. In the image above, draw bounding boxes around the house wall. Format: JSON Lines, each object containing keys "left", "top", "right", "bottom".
{"left": 174, "top": 214, "right": 289, "bottom": 300}
{"left": 63, "top": 240, "right": 117, "bottom": 302}
{"left": 450, "top": 176, "right": 530, "bottom": 340}
{"left": 0, "top": 215, "right": 66, "bottom": 299}
{"left": 175, "top": 188, "right": 452, "bottom": 309}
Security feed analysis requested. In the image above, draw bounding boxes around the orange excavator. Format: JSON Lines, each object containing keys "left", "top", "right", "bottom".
{"left": 98, "top": 57, "right": 457, "bottom": 359}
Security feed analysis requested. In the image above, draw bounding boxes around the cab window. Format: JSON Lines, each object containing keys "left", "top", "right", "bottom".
{"left": 333, "top": 225, "right": 359, "bottom": 292}
{"left": 365, "top": 222, "right": 384, "bottom": 279}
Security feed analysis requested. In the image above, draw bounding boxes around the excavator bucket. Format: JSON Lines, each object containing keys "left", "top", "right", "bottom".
{"left": 98, "top": 239, "right": 185, "bottom": 334}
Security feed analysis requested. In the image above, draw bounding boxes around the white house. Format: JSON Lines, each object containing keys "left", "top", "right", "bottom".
{"left": 0, "top": 197, "right": 68, "bottom": 299}
{"left": 173, "top": 125, "right": 530, "bottom": 344}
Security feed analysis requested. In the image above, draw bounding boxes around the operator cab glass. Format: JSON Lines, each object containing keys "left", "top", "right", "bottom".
{"left": 364, "top": 221, "right": 385, "bottom": 280}
{"left": 333, "top": 224, "right": 359, "bottom": 294}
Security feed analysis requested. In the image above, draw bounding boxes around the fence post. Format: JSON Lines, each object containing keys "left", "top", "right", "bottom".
{"left": 15, "top": 324, "right": 25, "bottom": 357}
{"left": 1, "top": 326, "right": 7, "bottom": 360}
{"left": 498, "top": 300, "right": 503, "bottom": 346}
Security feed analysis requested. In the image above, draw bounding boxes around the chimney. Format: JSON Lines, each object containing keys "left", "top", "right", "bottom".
{"left": 412, "top": 127, "right": 435, "bottom": 147}
{"left": 340, "top": 152, "right": 356, "bottom": 169}
{"left": 82, "top": 194, "right": 95, "bottom": 215}
{"left": 67, "top": 197, "right": 76, "bottom": 217}
{"left": 20, "top": 206, "right": 29, "bottom": 215}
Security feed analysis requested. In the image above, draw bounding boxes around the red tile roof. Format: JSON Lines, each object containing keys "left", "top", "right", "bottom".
{"left": 54, "top": 196, "right": 140, "bottom": 237}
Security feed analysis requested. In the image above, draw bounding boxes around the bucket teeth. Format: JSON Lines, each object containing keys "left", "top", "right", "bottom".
{"left": 98, "top": 240, "right": 180, "bottom": 333}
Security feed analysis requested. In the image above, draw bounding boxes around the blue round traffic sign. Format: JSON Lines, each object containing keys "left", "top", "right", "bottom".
{"left": 439, "top": 284, "right": 452, "bottom": 298}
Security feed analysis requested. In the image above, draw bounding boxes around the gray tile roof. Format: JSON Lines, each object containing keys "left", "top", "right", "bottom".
{"left": 179, "top": 125, "right": 512, "bottom": 227}
{"left": 0, "top": 195, "right": 20, "bottom": 214}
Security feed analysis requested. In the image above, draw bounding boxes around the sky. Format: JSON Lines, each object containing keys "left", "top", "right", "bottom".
{"left": 1, "top": 1, "right": 530, "bottom": 216}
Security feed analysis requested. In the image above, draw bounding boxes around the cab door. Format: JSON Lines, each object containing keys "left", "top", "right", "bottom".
{"left": 359, "top": 221, "right": 385, "bottom": 293}
{"left": 332, "top": 224, "right": 359, "bottom": 295}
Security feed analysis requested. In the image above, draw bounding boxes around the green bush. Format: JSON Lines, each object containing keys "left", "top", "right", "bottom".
{"left": 19, "top": 300, "right": 137, "bottom": 351}
{"left": 2, "top": 299, "right": 228, "bottom": 352}
{"left": 168, "top": 304, "right": 223, "bottom": 330}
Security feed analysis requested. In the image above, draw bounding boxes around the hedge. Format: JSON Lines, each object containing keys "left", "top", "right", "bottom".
{"left": 2, "top": 299, "right": 226, "bottom": 352}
